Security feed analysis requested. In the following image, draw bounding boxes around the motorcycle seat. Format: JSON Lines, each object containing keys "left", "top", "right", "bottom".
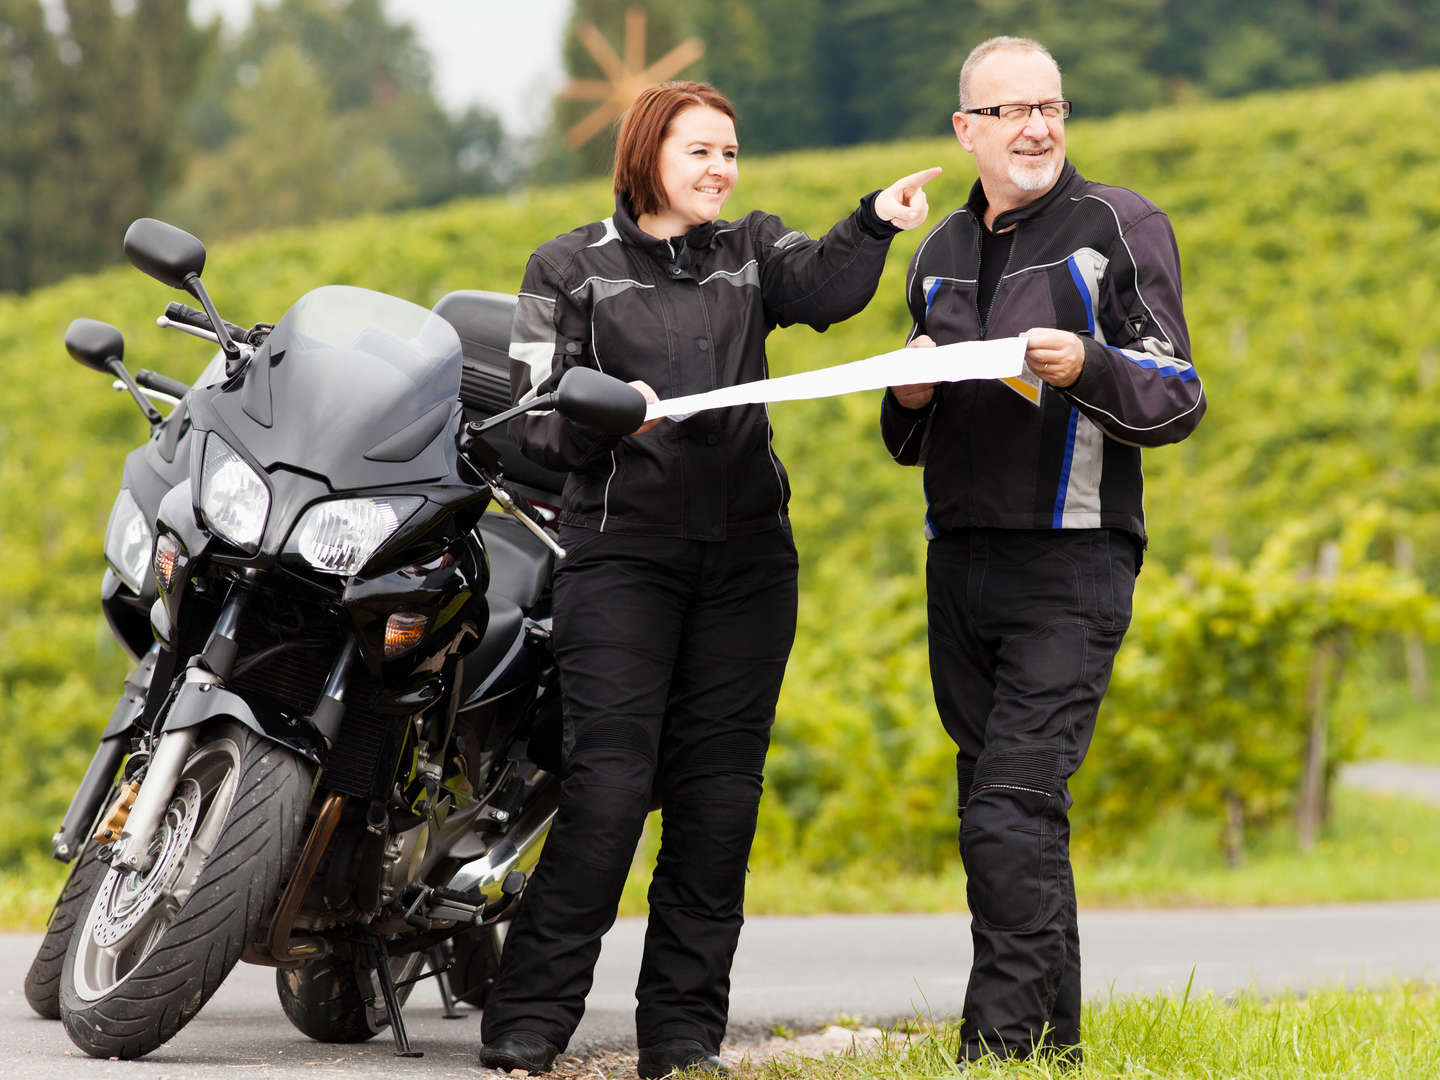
{"left": 434, "top": 289, "right": 567, "bottom": 501}
{"left": 478, "top": 512, "right": 553, "bottom": 613}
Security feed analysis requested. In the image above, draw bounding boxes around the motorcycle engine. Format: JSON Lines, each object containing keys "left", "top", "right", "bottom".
{"left": 377, "top": 821, "right": 429, "bottom": 907}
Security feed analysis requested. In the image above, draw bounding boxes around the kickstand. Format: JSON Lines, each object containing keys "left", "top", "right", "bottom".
{"left": 368, "top": 935, "right": 423, "bottom": 1057}
{"left": 426, "top": 945, "right": 465, "bottom": 1019}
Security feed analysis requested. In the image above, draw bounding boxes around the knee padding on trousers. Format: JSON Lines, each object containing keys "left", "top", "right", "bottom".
{"left": 564, "top": 719, "right": 657, "bottom": 798}
{"left": 971, "top": 744, "right": 1060, "bottom": 800}
{"left": 959, "top": 744, "right": 1061, "bottom": 931}
{"left": 570, "top": 718, "right": 656, "bottom": 757}
{"left": 662, "top": 728, "right": 769, "bottom": 787}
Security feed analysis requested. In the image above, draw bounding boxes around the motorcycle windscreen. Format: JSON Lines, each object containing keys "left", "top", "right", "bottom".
{"left": 225, "top": 285, "right": 465, "bottom": 490}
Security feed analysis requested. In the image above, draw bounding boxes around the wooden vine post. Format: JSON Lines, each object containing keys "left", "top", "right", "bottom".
{"left": 1395, "top": 535, "right": 1429, "bottom": 704}
{"left": 1297, "top": 542, "right": 1341, "bottom": 852}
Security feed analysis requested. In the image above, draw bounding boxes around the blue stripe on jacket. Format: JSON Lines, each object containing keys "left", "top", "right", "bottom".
{"left": 1053, "top": 407, "right": 1080, "bottom": 527}
{"left": 1105, "top": 344, "right": 1198, "bottom": 381}
{"left": 1066, "top": 256, "right": 1096, "bottom": 335}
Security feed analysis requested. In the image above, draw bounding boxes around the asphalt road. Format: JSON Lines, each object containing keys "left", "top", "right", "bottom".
{"left": 7, "top": 900, "right": 1440, "bottom": 1078}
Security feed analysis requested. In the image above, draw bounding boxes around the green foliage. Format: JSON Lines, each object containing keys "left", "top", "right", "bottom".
{"left": 3, "top": 72, "right": 1440, "bottom": 881}
{"left": 1083, "top": 510, "right": 1438, "bottom": 853}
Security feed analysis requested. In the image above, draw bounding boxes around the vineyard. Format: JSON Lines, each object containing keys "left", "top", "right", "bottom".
{"left": 1, "top": 70, "right": 1437, "bottom": 878}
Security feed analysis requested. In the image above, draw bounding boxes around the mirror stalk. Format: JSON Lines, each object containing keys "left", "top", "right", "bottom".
{"left": 465, "top": 391, "right": 558, "bottom": 437}
{"left": 184, "top": 272, "right": 243, "bottom": 373}
{"left": 107, "top": 359, "right": 164, "bottom": 425}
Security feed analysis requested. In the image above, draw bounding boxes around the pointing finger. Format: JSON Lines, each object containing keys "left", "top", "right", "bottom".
{"left": 897, "top": 166, "right": 943, "bottom": 197}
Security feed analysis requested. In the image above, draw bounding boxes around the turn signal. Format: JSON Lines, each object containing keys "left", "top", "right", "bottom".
{"left": 384, "top": 612, "right": 428, "bottom": 658}
{"left": 154, "top": 533, "right": 182, "bottom": 591}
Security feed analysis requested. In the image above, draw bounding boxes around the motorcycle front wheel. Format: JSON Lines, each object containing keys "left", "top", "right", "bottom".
{"left": 59, "top": 722, "right": 313, "bottom": 1059}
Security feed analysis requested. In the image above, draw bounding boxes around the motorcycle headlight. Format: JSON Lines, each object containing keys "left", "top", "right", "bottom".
{"left": 103, "top": 488, "right": 154, "bottom": 594}
{"left": 286, "top": 496, "right": 423, "bottom": 576}
{"left": 199, "top": 434, "right": 270, "bottom": 552}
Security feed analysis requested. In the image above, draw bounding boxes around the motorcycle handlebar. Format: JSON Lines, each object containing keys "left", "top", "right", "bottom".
{"left": 165, "top": 301, "right": 249, "bottom": 344}
{"left": 134, "top": 369, "right": 193, "bottom": 400}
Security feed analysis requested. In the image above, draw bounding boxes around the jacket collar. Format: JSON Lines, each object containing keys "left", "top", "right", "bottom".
{"left": 614, "top": 192, "right": 720, "bottom": 257}
{"left": 965, "top": 159, "right": 1081, "bottom": 233}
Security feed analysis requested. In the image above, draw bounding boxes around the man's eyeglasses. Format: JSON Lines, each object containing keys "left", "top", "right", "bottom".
{"left": 962, "top": 101, "right": 1072, "bottom": 122}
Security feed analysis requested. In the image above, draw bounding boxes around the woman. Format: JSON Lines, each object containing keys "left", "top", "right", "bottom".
{"left": 479, "top": 81, "right": 937, "bottom": 1077}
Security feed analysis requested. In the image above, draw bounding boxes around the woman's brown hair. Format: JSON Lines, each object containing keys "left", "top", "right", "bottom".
{"left": 613, "top": 81, "right": 736, "bottom": 217}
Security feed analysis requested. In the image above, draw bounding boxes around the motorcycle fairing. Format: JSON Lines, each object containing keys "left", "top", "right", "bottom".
{"left": 198, "top": 286, "right": 464, "bottom": 492}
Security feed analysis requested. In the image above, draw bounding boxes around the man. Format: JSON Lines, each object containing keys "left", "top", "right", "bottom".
{"left": 882, "top": 37, "right": 1205, "bottom": 1065}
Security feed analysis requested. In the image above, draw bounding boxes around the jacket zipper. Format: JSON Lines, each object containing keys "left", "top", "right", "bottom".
{"left": 977, "top": 221, "right": 1019, "bottom": 339}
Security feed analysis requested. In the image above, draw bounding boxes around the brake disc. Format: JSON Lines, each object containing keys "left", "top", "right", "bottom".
{"left": 89, "top": 778, "right": 202, "bottom": 949}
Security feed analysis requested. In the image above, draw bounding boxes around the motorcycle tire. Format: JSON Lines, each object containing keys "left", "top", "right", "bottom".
{"left": 59, "top": 722, "right": 312, "bottom": 1060}
{"left": 449, "top": 923, "right": 504, "bottom": 1008}
{"left": 23, "top": 839, "right": 108, "bottom": 1019}
{"left": 276, "top": 951, "right": 422, "bottom": 1043}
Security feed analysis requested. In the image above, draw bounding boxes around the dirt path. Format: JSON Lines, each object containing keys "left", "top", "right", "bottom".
{"left": 1339, "top": 760, "right": 1440, "bottom": 805}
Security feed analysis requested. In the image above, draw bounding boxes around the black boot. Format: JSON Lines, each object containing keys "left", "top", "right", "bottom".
{"left": 478, "top": 1031, "right": 561, "bottom": 1074}
{"left": 637, "top": 1039, "right": 729, "bottom": 1078}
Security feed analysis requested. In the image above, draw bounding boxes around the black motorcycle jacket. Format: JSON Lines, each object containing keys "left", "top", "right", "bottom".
{"left": 880, "top": 160, "right": 1205, "bottom": 544}
{"left": 509, "top": 193, "right": 897, "bottom": 539}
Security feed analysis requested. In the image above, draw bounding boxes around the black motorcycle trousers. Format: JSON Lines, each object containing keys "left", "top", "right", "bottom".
{"left": 926, "top": 528, "right": 1136, "bottom": 1063}
{"left": 480, "top": 526, "right": 799, "bottom": 1053}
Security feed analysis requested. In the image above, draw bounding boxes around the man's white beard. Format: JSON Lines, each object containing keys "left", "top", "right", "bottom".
{"left": 1010, "top": 158, "right": 1057, "bottom": 192}
{"left": 1009, "top": 141, "right": 1057, "bottom": 191}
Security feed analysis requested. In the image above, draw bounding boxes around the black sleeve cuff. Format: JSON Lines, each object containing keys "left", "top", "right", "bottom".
{"left": 858, "top": 191, "right": 902, "bottom": 240}
{"left": 1066, "top": 335, "right": 1107, "bottom": 399}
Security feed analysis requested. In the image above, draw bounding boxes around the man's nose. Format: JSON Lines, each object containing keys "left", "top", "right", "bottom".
{"left": 1022, "top": 108, "right": 1050, "bottom": 137}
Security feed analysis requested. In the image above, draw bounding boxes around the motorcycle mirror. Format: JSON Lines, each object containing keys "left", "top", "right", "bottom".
{"left": 124, "top": 218, "right": 243, "bottom": 370}
{"left": 65, "top": 317, "right": 163, "bottom": 423}
{"left": 554, "top": 367, "right": 648, "bottom": 435}
{"left": 124, "top": 218, "right": 206, "bottom": 291}
{"left": 65, "top": 318, "right": 125, "bottom": 374}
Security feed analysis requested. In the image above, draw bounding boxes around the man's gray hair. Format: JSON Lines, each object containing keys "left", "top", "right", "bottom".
{"left": 957, "top": 36, "right": 1062, "bottom": 110}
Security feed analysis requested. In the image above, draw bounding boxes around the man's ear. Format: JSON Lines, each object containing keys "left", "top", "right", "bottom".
{"left": 952, "top": 111, "right": 974, "bottom": 152}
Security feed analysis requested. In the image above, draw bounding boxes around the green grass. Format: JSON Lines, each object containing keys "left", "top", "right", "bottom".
{"left": 0, "top": 852, "right": 66, "bottom": 931}
{"left": 744, "top": 983, "right": 1440, "bottom": 1080}
{"left": 613, "top": 788, "right": 1440, "bottom": 919}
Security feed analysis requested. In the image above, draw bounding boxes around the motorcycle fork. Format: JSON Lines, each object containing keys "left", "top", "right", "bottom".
{"left": 107, "top": 581, "right": 256, "bottom": 873}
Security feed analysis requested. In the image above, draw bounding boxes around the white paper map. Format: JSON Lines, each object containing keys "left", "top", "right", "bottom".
{"left": 644, "top": 336, "right": 1027, "bottom": 421}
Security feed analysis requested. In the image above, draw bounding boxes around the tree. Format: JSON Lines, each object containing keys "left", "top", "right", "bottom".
{"left": 692, "top": 0, "right": 826, "bottom": 155}
{"left": 171, "top": 0, "right": 511, "bottom": 232}
{"left": 0, "top": 0, "right": 216, "bottom": 291}
{"left": 163, "top": 42, "right": 409, "bottom": 236}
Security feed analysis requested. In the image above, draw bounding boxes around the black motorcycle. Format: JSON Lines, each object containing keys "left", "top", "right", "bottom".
{"left": 23, "top": 218, "right": 641, "bottom": 1060}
